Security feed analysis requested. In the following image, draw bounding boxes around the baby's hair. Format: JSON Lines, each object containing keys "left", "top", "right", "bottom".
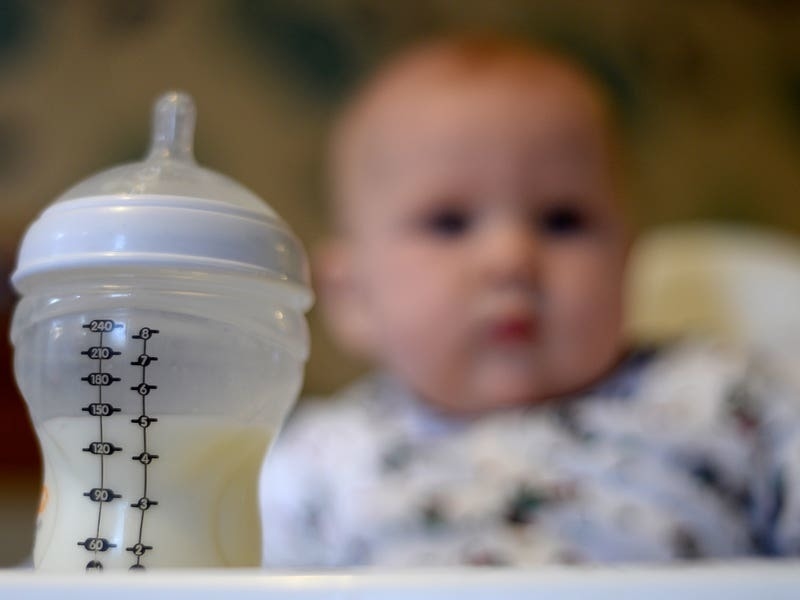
{"left": 328, "top": 32, "right": 626, "bottom": 230}
{"left": 336, "top": 32, "right": 618, "bottom": 136}
{"left": 363, "top": 33, "right": 596, "bottom": 85}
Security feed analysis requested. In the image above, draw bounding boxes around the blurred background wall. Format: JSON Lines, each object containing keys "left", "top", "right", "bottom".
{"left": 0, "top": 0, "right": 799, "bottom": 565}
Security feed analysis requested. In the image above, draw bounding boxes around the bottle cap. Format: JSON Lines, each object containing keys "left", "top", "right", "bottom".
{"left": 12, "top": 91, "right": 311, "bottom": 309}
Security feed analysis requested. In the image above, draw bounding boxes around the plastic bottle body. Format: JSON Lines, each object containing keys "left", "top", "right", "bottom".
{"left": 11, "top": 270, "right": 309, "bottom": 570}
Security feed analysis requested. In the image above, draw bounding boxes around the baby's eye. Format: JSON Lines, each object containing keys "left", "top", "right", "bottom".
{"left": 538, "top": 204, "right": 587, "bottom": 236}
{"left": 422, "top": 208, "right": 472, "bottom": 237}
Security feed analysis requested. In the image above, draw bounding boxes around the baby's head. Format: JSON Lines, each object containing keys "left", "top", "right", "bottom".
{"left": 318, "top": 35, "right": 630, "bottom": 415}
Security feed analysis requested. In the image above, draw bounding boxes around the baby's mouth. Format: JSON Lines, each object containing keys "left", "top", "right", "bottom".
{"left": 485, "top": 315, "right": 538, "bottom": 344}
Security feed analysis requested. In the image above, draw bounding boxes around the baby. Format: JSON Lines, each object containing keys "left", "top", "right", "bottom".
{"left": 260, "top": 35, "right": 800, "bottom": 567}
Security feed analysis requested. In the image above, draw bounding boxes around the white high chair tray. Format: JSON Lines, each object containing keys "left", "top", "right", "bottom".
{"left": 1, "top": 561, "right": 798, "bottom": 599}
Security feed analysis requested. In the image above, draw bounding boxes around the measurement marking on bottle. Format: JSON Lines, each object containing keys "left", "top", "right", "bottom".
{"left": 132, "top": 451, "right": 159, "bottom": 465}
{"left": 125, "top": 542, "right": 153, "bottom": 558}
{"left": 82, "top": 442, "right": 122, "bottom": 456}
{"left": 83, "top": 488, "right": 122, "bottom": 503}
{"left": 132, "top": 496, "right": 158, "bottom": 511}
{"left": 134, "top": 415, "right": 157, "bottom": 428}
{"left": 82, "top": 403, "right": 121, "bottom": 417}
{"left": 81, "top": 346, "right": 121, "bottom": 360}
{"left": 81, "top": 372, "right": 121, "bottom": 386}
{"left": 78, "top": 537, "right": 117, "bottom": 552}
{"left": 79, "top": 320, "right": 123, "bottom": 572}
{"left": 128, "top": 326, "right": 159, "bottom": 570}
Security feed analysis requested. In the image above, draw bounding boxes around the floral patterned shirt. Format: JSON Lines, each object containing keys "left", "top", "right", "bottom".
{"left": 260, "top": 340, "right": 800, "bottom": 567}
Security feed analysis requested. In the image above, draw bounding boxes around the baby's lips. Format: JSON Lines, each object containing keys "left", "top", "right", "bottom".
{"left": 485, "top": 315, "right": 538, "bottom": 344}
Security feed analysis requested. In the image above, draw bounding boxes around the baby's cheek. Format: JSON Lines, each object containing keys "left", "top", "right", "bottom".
{"left": 561, "top": 286, "right": 622, "bottom": 349}
{"left": 552, "top": 245, "right": 624, "bottom": 309}
{"left": 372, "top": 280, "right": 454, "bottom": 361}
{"left": 549, "top": 254, "right": 624, "bottom": 351}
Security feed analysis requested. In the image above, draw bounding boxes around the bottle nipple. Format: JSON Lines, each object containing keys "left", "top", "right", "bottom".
{"left": 146, "top": 91, "right": 196, "bottom": 163}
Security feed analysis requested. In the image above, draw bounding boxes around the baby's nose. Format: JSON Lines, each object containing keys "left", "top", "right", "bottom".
{"left": 478, "top": 219, "right": 541, "bottom": 286}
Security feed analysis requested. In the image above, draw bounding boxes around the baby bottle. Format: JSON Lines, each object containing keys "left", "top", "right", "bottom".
{"left": 9, "top": 92, "right": 312, "bottom": 571}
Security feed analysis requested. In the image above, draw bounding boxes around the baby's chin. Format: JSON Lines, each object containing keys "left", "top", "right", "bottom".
{"left": 426, "top": 359, "right": 610, "bottom": 416}
{"left": 424, "top": 370, "right": 562, "bottom": 417}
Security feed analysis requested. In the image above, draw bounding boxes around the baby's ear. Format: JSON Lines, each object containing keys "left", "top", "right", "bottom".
{"left": 312, "top": 238, "right": 376, "bottom": 359}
